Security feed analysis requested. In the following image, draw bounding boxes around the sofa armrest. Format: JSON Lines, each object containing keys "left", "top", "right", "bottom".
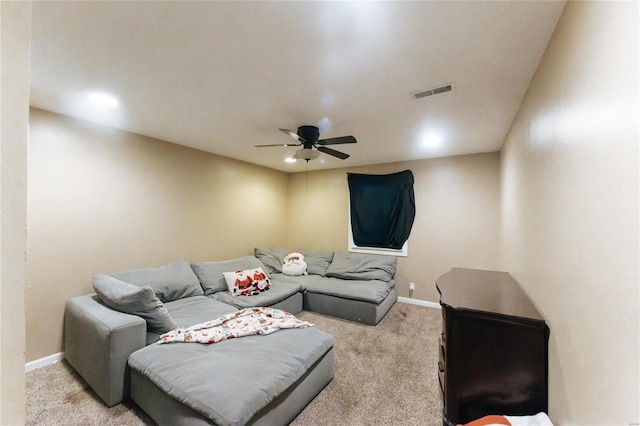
{"left": 64, "top": 294, "right": 147, "bottom": 407}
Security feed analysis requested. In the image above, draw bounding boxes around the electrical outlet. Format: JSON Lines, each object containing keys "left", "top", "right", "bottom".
{"left": 409, "top": 282, "right": 415, "bottom": 291}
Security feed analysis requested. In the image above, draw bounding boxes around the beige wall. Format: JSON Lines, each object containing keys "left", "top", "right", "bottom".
{"left": 26, "top": 109, "right": 289, "bottom": 361}
{"left": 21, "top": 2, "right": 639, "bottom": 424}
{"left": 500, "top": 1, "right": 638, "bottom": 424}
{"left": 286, "top": 153, "right": 502, "bottom": 303}
{"left": 0, "top": 1, "right": 30, "bottom": 423}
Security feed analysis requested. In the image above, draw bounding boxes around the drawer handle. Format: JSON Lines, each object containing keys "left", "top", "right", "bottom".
{"left": 438, "top": 361, "right": 445, "bottom": 372}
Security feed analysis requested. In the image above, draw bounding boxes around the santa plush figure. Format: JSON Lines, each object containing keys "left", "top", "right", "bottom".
{"left": 282, "top": 251, "right": 308, "bottom": 276}
{"left": 233, "top": 270, "right": 254, "bottom": 295}
{"left": 252, "top": 268, "right": 271, "bottom": 292}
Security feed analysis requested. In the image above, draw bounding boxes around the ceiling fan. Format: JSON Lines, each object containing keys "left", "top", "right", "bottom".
{"left": 255, "top": 125, "right": 356, "bottom": 162}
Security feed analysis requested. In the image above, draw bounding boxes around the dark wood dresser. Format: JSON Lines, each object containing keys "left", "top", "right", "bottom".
{"left": 436, "top": 268, "right": 549, "bottom": 425}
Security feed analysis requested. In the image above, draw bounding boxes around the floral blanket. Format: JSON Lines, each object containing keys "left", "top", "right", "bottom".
{"left": 158, "top": 307, "right": 313, "bottom": 344}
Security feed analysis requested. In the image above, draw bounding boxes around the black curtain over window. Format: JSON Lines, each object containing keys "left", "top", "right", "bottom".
{"left": 347, "top": 170, "right": 415, "bottom": 250}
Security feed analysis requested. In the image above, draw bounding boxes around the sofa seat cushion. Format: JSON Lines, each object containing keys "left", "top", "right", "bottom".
{"left": 304, "top": 277, "right": 396, "bottom": 304}
{"left": 128, "top": 327, "right": 334, "bottom": 426}
{"left": 210, "top": 280, "right": 302, "bottom": 309}
{"left": 146, "top": 296, "right": 238, "bottom": 344}
{"left": 270, "top": 273, "right": 325, "bottom": 287}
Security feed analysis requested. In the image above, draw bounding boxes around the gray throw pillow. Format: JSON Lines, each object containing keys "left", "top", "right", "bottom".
{"left": 92, "top": 274, "right": 177, "bottom": 333}
{"left": 109, "top": 258, "right": 203, "bottom": 302}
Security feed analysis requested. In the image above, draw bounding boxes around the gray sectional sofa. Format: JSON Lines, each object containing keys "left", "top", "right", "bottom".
{"left": 64, "top": 249, "right": 397, "bottom": 425}
{"left": 255, "top": 248, "right": 398, "bottom": 325}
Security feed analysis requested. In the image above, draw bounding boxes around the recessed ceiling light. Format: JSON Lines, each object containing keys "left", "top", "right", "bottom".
{"left": 318, "top": 117, "right": 332, "bottom": 133}
{"left": 422, "top": 133, "right": 442, "bottom": 148}
{"left": 285, "top": 157, "right": 297, "bottom": 163}
{"left": 88, "top": 92, "right": 119, "bottom": 108}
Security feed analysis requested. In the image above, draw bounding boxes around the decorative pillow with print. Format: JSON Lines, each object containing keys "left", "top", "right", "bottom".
{"left": 222, "top": 267, "right": 271, "bottom": 296}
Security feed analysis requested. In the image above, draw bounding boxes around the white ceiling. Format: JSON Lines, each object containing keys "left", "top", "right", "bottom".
{"left": 29, "top": 1, "right": 565, "bottom": 172}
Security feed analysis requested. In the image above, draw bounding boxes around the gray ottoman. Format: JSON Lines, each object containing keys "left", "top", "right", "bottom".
{"left": 128, "top": 327, "right": 335, "bottom": 426}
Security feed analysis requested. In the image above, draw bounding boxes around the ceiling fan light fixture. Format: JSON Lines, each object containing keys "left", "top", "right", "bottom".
{"left": 294, "top": 148, "right": 320, "bottom": 161}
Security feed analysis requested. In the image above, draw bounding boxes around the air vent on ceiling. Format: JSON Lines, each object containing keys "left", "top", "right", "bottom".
{"left": 411, "top": 83, "right": 454, "bottom": 100}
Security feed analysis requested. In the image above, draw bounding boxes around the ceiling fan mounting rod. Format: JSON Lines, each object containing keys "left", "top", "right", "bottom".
{"left": 297, "top": 125, "right": 320, "bottom": 148}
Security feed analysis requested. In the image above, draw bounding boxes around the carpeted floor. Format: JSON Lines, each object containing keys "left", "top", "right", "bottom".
{"left": 26, "top": 302, "right": 443, "bottom": 425}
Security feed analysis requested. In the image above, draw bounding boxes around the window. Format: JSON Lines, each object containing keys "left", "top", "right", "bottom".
{"left": 347, "top": 170, "right": 415, "bottom": 257}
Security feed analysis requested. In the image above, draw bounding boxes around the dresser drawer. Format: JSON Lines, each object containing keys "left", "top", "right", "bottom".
{"left": 438, "top": 334, "right": 445, "bottom": 395}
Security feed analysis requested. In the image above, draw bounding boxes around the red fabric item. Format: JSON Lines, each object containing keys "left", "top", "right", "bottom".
{"left": 460, "top": 415, "right": 512, "bottom": 426}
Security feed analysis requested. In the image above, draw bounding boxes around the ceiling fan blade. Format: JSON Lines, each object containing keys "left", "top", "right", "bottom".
{"left": 279, "top": 128, "right": 307, "bottom": 144}
{"left": 254, "top": 143, "right": 300, "bottom": 147}
{"left": 316, "top": 146, "right": 350, "bottom": 160}
{"left": 316, "top": 135, "right": 357, "bottom": 145}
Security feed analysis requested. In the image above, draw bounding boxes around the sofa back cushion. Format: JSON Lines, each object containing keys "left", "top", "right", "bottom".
{"left": 325, "top": 252, "right": 397, "bottom": 281}
{"left": 300, "top": 250, "right": 334, "bottom": 276}
{"left": 191, "top": 256, "right": 266, "bottom": 295}
{"left": 109, "top": 258, "right": 203, "bottom": 303}
{"left": 254, "top": 247, "right": 288, "bottom": 275}
{"left": 92, "top": 274, "right": 177, "bottom": 333}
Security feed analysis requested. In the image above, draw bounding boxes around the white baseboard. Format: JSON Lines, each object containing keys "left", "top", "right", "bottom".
{"left": 25, "top": 351, "right": 65, "bottom": 373}
{"left": 398, "top": 296, "right": 440, "bottom": 309}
